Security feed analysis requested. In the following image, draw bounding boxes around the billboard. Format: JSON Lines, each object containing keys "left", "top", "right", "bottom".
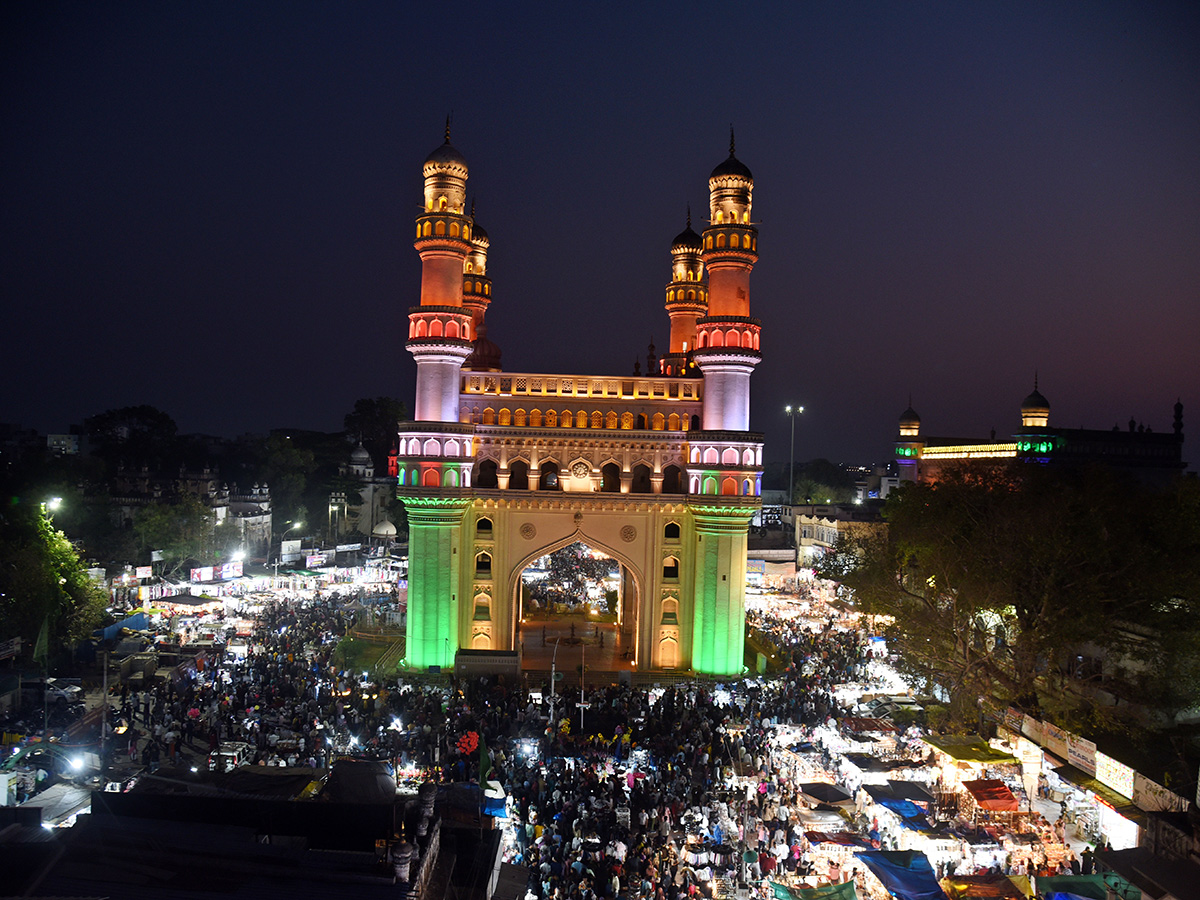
{"left": 135, "top": 565, "right": 153, "bottom": 579}
{"left": 190, "top": 566, "right": 214, "bottom": 583}
{"left": 220, "top": 561, "right": 243, "bottom": 580}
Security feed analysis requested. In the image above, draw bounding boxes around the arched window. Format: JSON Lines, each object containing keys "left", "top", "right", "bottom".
{"left": 423, "top": 438, "right": 441, "bottom": 456}
{"left": 475, "top": 280, "right": 482, "bottom": 293}
{"left": 544, "top": 410, "right": 557, "bottom": 427}
{"left": 703, "top": 448, "right": 719, "bottom": 465}
{"left": 435, "top": 221, "right": 446, "bottom": 236}
{"left": 691, "top": 414, "right": 701, "bottom": 430}
{"left": 430, "top": 319, "right": 443, "bottom": 337}
{"left": 407, "top": 438, "right": 420, "bottom": 455}
{"left": 509, "top": 460, "right": 530, "bottom": 490}
{"left": 444, "top": 440, "right": 460, "bottom": 457}
{"left": 687, "top": 290, "right": 696, "bottom": 301}
{"left": 702, "top": 476, "right": 717, "bottom": 494}
{"left": 476, "top": 517, "right": 493, "bottom": 536}
{"left": 446, "top": 320, "right": 459, "bottom": 338}
{"left": 530, "top": 409, "right": 544, "bottom": 427}
{"left": 576, "top": 411, "right": 588, "bottom": 428}
{"left": 499, "top": 408, "right": 512, "bottom": 426}
{"left": 621, "top": 412, "right": 634, "bottom": 429}
{"left": 743, "top": 478, "right": 753, "bottom": 495}
{"left": 465, "top": 263, "right": 473, "bottom": 275}
{"left": 591, "top": 411, "right": 603, "bottom": 429}
{"left": 726, "top": 328, "right": 739, "bottom": 346}
{"left": 631, "top": 463, "right": 652, "bottom": 493}
{"left": 438, "top": 196, "right": 447, "bottom": 210}
{"left": 668, "top": 289, "right": 675, "bottom": 302}
{"left": 443, "top": 469, "right": 459, "bottom": 487}
{"left": 482, "top": 407, "right": 496, "bottom": 425}
{"left": 721, "top": 476, "right": 737, "bottom": 496}
{"left": 561, "top": 411, "right": 573, "bottom": 428}
{"left": 651, "top": 413, "right": 665, "bottom": 430}
{"left": 730, "top": 233, "right": 740, "bottom": 248}
{"left": 690, "top": 447, "right": 701, "bottom": 464}
{"left": 606, "top": 411, "right": 618, "bottom": 429}
{"left": 662, "top": 465, "right": 683, "bottom": 494}
{"left": 601, "top": 462, "right": 621, "bottom": 493}
{"left": 636, "top": 414, "right": 647, "bottom": 429}
{"left": 722, "top": 448, "right": 738, "bottom": 465}
{"left": 422, "top": 221, "right": 432, "bottom": 237}
{"left": 742, "top": 448, "right": 754, "bottom": 465}
{"left": 697, "top": 331, "right": 707, "bottom": 348}
{"left": 660, "top": 636, "right": 678, "bottom": 669}
{"left": 690, "top": 475, "right": 701, "bottom": 493}
{"left": 463, "top": 225, "right": 470, "bottom": 240}
{"left": 415, "top": 224, "right": 422, "bottom": 239}
{"left": 711, "top": 330, "right": 723, "bottom": 347}
{"left": 538, "top": 461, "right": 560, "bottom": 490}
{"left": 475, "top": 458, "right": 498, "bottom": 489}
{"left": 705, "top": 235, "right": 713, "bottom": 249}
{"left": 475, "top": 552, "right": 492, "bottom": 576}
{"left": 664, "top": 521, "right": 681, "bottom": 540}
{"left": 415, "top": 320, "right": 427, "bottom": 337}
{"left": 398, "top": 469, "right": 406, "bottom": 486}
{"left": 422, "top": 468, "right": 440, "bottom": 487}
{"left": 667, "top": 413, "right": 680, "bottom": 430}
{"left": 484, "top": 284, "right": 489, "bottom": 294}
{"left": 716, "top": 233, "right": 726, "bottom": 248}
{"left": 514, "top": 408, "right": 527, "bottom": 427}
{"left": 450, "top": 222, "right": 460, "bottom": 237}
{"left": 662, "top": 556, "right": 679, "bottom": 579}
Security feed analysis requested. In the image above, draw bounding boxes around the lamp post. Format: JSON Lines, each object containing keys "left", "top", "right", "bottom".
{"left": 784, "top": 406, "right": 804, "bottom": 506}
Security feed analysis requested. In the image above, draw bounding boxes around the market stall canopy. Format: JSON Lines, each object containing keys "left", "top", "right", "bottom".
{"left": 799, "top": 782, "right": 853, "bottom": 805}
{"left": 771, "top": 880, "right": 858, "bottom": 900}
{"left": 941, "top": 873, "right": 1031, "bottom": 899}
{"left": 887, "top": 779, "right": 936, "bottom": 804}
{"left": 804, "top": 830, "right": 873, "bottom": 848}
{"left": 841, "top": 716, "right": 899, "bottom": 733}
{"left": 1035, "top": 875, "right": 1134, "bottom": 900}
{"left": 1051, "top": 765, "right": 1143, "bottom": 824}
{"left": 844, "top": 753, "right": 910, "bottom": 773}
{"left": 921, "top": 735, "right": 1018, "bottom": 765}
{"left": 854, "top": 849, "right": 950, "bottom": 900}
{"left": 796, "top": 807, "right": 846, "bottom": 829}
{"left": 864, "top": 794, "right": 933, "bottom": 832}
{"left": 961, "top": 779, "right": 1019, "bottom": 812}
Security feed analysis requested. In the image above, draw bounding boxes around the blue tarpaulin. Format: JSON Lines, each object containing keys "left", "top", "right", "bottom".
{"left": 98, "top": 612, "right": 149, "bottom": 641}
{"left": 854, "top": 850, "right": 949, "bottom": 900}
{"left": 872, "top": 796, "right": 933, "bottom": 832}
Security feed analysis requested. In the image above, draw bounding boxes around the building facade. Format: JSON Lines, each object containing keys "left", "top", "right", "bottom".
{"left": 396, "top": 129, "right": 765, "bottom": 676}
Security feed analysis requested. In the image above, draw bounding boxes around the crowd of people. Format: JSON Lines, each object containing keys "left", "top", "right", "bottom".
{"left": 92, "top": 588, "right": 1092, "bottom": 899}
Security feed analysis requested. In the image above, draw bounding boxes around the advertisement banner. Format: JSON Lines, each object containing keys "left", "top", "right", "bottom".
{"left": 220, "top": 561, "right": 243, "bottom": 580}
{"left": 1067, "top": 733, "right": 1097, "bottom": 776}
{"left": 135, "top": 566, "right": 153, "bottom": 579}
{"left": 1043, "top": 723, "right": 1069, "bottom": 760}
{"left": 0, "top": 637, "right": 20, "bottom": 661}
{"left": 281, "top": 539, "right": 301, "bottom": 557}
{"left": 1133, "top": 772, "right": 1188, "bottom": 813}
{"left": 306, "top": 554, "right": 326, "bottom": 568}
{"left": 189, "top": 566, "right": 214, "bottom": 583}
{"left": 1094, "top": 751, "right": 1134, "bottom": 799}
{"left": 1021, "top": 715, "right": 1044, "bottom": 746}
{"left": 336, "top": 543, "right": 362, "bottom": 552}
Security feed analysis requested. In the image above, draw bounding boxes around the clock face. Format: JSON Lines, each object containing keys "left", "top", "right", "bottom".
{"left": 571, "top": 462, "right": 590, "bottom": 479}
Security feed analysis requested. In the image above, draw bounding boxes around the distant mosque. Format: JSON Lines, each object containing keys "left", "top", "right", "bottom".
{"left": 395, "top": 125, "right": 765, "bottom": 676}
{"left": 895, "top": 380, "right": 1186, "bottom": 486}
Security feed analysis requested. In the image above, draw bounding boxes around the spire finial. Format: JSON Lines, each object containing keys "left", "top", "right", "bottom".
{"left": 686, "top": 203, "right": 691, "bottom": 229}
{"left": 470, "top": 197, "right": 476, "bottom": 220}
{"left": 729, "top": 125, "right": 736, "bottom": 156}
{"left": 444, "top": 114, "right": 452, "bottom": 144}
{"left": 1034, "top": 369, "right": 1039, "bottom": 391}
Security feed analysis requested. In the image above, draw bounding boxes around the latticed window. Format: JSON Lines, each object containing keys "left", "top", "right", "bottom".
{"left": 561, "top": 380, "right": 573, "bottom": 394}
{"left": 484, "top": 377, "right": 497, "bottom": 392}
{"left": 516, "top": 378, "right": 527, "bottom": 392}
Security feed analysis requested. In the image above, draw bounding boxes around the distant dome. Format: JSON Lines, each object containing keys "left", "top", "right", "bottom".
{"left": 350, "top": 443, "right": 371, "bottom": 464}
{"left": 1021, "top": 388, "right": 1050, "bottom": 415}
{"left": 899, "top": 406, "right": 921, "bottom": 428}
{"left": 463, "top": 323, "right": 502, "bottom": 372}
{"left": 471, "top": 220, "right": 489, "bottom": 244}
{"left": 373, "top": 519, "right": 397, "bottom": 537}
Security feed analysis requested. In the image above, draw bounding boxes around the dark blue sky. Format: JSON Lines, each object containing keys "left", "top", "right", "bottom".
{"left": 3, "top": 2, "right": 1197, "bottom": 466}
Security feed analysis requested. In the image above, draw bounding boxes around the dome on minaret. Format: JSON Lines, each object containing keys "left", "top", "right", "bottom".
{"left": 672, "top": 221, "right": 702, "bottom": 251}
{"left": 710, "top": 128, "right": 753, "bottom": 181}
{"left": 1020, "top": 378, "right": 1050, "bottom": 428}
{"left": 351, "top": 443, "right": 371, "bottom": 465}
{"left": 899, "top": 404, "right": 921, "bottom": 437}
{"left": 423, "top": 119, "right": 468, "bottom": 177}
{"left": 463, "top": 323, "right": 502, "bottom": 372}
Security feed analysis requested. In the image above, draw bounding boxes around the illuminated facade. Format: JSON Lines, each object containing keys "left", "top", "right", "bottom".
{"left": 397, "top": 128, "right": 763, "bottom": 676}
{"left": 896, "top": 384, "right": 1186, "bottom": 485}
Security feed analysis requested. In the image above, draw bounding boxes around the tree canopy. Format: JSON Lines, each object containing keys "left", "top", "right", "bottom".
{"left": 817, "top": 464, "right": 1200, "bottom": 729}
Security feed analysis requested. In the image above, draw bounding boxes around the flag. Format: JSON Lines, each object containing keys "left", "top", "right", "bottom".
{"left": 479, "top": 737, "right": 492, "bottom": 784}
{"left": 33, "top": 616, "right": 49, "bottom": 665}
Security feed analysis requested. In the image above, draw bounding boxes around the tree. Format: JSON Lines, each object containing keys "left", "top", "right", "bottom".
{"left": 817, "top": 464, "right": 1200, "bottom": 729}
{"left": 132, "top": 494, "right": 221, "bottom": 577}
{"left": 344, "top": 397, "right": 407, "bottom": 471}
{"left": 83, "top": 405, "right": 178, "bottom": 469}
{"left": 0, "top": 501, "right": 106, "bottom": 662}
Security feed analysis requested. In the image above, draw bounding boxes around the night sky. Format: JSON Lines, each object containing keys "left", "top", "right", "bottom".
{"left": 4, "top": 2, "right": 1197, "bottom": 467}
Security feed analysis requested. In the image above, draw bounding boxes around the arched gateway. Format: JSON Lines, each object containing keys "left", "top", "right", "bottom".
{"left": 398, "top": 128, "right": 764, "bottom": 677}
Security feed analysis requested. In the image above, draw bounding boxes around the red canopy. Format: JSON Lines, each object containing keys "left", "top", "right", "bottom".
{"left": 961, "top": 779, "right": 1019, "bottom": 811}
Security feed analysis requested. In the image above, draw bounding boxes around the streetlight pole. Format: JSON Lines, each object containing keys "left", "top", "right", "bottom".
{"left": 274, "top": 521, "right": 303, "bottom": 588}
{"left": 784, "top": 406, "right": 804, "bottom": 505}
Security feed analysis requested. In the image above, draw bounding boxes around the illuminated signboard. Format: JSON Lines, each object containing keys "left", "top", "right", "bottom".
{"left": 1095, "top": 751, "right": 1134, "bottom": 799}
{"left": 135, "top": 566, "right": 153, "bottom": 579}
{"left": 220, "top": 561, "right": 243, "bottom": 580}
{"left": 190, "top": 566, "right": 214, "bottom": 583}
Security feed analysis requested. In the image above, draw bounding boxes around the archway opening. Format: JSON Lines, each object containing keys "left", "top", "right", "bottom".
{"left": 516, "top": 541, "right": 633, "bottom": 675}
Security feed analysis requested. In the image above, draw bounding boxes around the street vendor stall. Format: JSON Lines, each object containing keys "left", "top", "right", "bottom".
{"left": 941, "top": 873, "right": 1031, "bottom": 899}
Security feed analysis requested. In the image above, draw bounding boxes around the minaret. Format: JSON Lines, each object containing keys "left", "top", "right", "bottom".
{"left": 462, "top": 203, "right": 502, "bottom": 371}
{"left": 693, "top": 129, "right": 761, "bottom": 430}
{"left": 896, "top": 401, "right": 923, "bottom": 483}
{"left": 408, "top": 121, "right": 474, "bottom": 421}
{"left": 686, "top": 131, "right": 763, "bottom": 677}
{"left": 661, "top": 207, "right": 706, "bottom": 377}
